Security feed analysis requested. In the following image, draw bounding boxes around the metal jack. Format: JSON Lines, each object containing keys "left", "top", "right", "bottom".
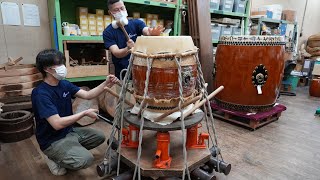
{"left": 186, "top": 124, "right": 209, "bottom": 149}
{"left": 121, "top": 125, "right": 139, "bottom": 148}
{"left": 154, "top": 132, "right": 172, "bottom": 169}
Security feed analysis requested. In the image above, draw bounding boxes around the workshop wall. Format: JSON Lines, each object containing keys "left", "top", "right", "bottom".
{"left": 0, "top": 0, "right": 51, "bottom": 64}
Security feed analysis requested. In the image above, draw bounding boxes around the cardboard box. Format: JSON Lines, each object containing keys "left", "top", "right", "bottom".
{"left": 90, "top": 31, "right": 97, "bottom": 36}
{"left": 260, "top": 4, "right": 283, "bottom": 20}
{"left": 88, "top": 19, "right": 96, "bottom": 26}
{"left": 133, "top": 12, "right": 140, "bottom": 19}
{"left": 80, "top": 25, "right": 89, "bottom": 31}
{"left": 78, "top": 7, "right": 88, "bottom": 15}
{"left": 97, "top": 26, "right": 104, "bottom": 32}
{"left": 96, "top": 9, "right": 104, "bottom": 15}
{"left": 89, "top": 25, "right": 97, "bottom": 31}
{"left": 78, "top": 18, "right": 88, "bottom": 25}
{"left": 251, "top": 10, "right": 272, "bottom": 18}
{"left": 158, "top": 19, "right": 164, "bottom": 26}
{"left": 96, "top": 15, "right": 103, "bottom": 21}
{"left": 78, "top": 14, "right": 87, "bottom": 19}
{"left": 153, "top": 14, "right": 159, "bottom": 20}
{"left": 145, "top": 13, "right": 153, "bottom": 19}
{"left": 104, "top": 22, "right": 111, "bottom": 28}
{"left": 88, "top": 14, "right": 96, "bottom": 19}
{"left": 81, "top": 30, "right": 89, "bottom": 36}
{"left": 282, "top": 10, "right": 297, "bottom": 22}
{"left": 104, "top": 15, "right": 112, "bottom": 22}
{"left": 97, "top": 20, "right": 104, "bottom": 27}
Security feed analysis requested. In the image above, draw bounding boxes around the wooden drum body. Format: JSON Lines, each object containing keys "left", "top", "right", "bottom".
{"left": 214, "top": 36, "right": 285, "bottom": 111}
{"left": 132, "top": 36, "right": 198, "bottom": 111}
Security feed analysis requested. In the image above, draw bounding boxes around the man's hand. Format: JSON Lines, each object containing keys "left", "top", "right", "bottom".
{"left": 106, "top": 74, "right": 120, "bottom": 88}
{"left": 148, "top": 26, "right": 165, "bottom": 36}
{"left": 84, "top": 109, "right": 99, "bottom": 120}
{"left": 126, "top": 39, "right": 134, "bottom": 50}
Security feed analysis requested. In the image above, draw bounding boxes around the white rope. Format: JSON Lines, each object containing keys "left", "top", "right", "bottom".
{"left": 194, "top": 54, "right": 224, "bottom": 171}
{"left": 133, "top": 57, "right": 153, "bottom": 180}
{"left": 102, "top": 55, "right": 134, "bottom": 176}
{"left": 174, "top": 56, "right": 191, "bottom": 180}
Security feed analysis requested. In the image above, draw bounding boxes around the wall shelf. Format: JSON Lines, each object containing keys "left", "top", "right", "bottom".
{"left": 210, "top": 10, "right": 248, "bottom": 18}
{"left": 123, "top": 0, "right": 177, "bottom": 8}
{"left": 48, "top": 0, "right": 184, "bottom": 82}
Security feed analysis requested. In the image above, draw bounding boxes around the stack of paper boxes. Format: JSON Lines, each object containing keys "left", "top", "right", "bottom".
{"left": 77, "top": 7, "right": 89, "bottom": 36}
{"left": 77, "top": 7, "right": 113, "bottom": 36}
{"left": 96, "top": 9, "right": 104, "bottom": 35}
{"left": 145, "top": 13, "right": 164, "bottom": 28}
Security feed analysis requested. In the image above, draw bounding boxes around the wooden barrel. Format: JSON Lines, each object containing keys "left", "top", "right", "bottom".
{"left": 214, "top": 36, "right": 285, "bottom": 111}
{"left": 0, "top": 110, "right": 34, "bottom": 143}
{"left": 132, "top": 36, "right": 198, "bottom": 112}
{"left": 98, "top": 85, "right": 135, "bottom": 117}
{"left": 309, "top": 79, "right": 320, "bottom": 97}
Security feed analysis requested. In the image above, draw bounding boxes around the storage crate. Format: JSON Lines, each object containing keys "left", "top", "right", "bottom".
{"left": 221, "top": 25, "right": 233, "bottom": 36}
{"left": 232, "top": 26, "right": 241, "bottom": 35}
{"left": 233, "top": 0, "right": 247, "bottom": 14}
{"left": 211, "top": 23, "right": 222, "bottom": 41}
{"left": 219, "top": 0, "right": 235, "bottom": 12}
{"left": 210, "top": 0, "right": 220, "bottom": 10}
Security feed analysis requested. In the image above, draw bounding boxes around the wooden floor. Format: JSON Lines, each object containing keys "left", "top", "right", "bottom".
{"left": 1, "top": 87, "right": 320, "bottom": 180}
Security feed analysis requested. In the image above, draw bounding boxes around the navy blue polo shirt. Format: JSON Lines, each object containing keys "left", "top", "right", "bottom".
{"left": 31, "top": 80, "right": 80, "bottom": 151}
{"left": 103, "top": 19, "right": 146, "bottom": 78}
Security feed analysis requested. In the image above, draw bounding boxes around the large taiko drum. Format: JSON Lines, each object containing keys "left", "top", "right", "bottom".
{"left": 214, "top": 35, "right": 285, "bottom": 111}
{"left": 131, "top": 36, "right": 198, "bottom": 112}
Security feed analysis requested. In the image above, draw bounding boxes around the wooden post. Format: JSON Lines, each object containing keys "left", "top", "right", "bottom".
{"left": 187, "top": 0, "right": 214, "bottom": 93}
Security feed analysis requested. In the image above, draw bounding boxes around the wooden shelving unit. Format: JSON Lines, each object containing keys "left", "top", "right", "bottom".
{"left": 48, "top": 0, "right": 184, "bottom": 82}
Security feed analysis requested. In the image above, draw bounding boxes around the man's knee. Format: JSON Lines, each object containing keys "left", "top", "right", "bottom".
{"left": 95, "top": 130, "right": 106, "bottom": 145}
{"left": 70, "top": 153, "right": 94, "bottom": 170}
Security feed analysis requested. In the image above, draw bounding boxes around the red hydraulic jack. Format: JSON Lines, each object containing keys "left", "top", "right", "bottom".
{"left": 122, "top": 125, "right": 140, "bottom": 148}
{"left": 154, "top": 132, "right": 172, "bottom": 169}
{"left": 186, "top": 124, "right": 209, "bottom": 149}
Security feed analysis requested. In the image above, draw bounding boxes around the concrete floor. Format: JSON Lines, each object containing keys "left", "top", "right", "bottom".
{"left": 1, "top": 87, "right": 320, "bottom": 180}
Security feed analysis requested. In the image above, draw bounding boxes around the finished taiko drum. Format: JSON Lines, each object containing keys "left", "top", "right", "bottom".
{"left": 131, "top": 36, "right": 198, "bottom": 112}
{"left": 214, "top": 35, "right": 285, "bottom": 111}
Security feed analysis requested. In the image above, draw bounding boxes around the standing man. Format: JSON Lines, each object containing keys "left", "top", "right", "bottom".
{"left": 32, "top": 49, "right": 119, "bottom": 175}
{"left": 103, "top": 0, "right": 164, "bottom": 79}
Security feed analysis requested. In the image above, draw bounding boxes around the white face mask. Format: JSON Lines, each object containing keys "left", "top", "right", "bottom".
{"left": 50, "top": 65, "right": 67, "bottom": 80}
{"left": 112, "top": 10, "right": 128, "bottom": 20}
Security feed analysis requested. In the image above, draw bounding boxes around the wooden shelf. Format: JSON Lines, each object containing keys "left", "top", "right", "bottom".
{"left": 212, "top": 40, "right": 219, "bottom": 44}
{"left": 61, "top": 35, "right": 103, "bottom": 42}
{"left": 210, "top": 10, "right": 248, "bottom": 18}
{"left": 123, "top": 0, "right": 177, "bottom": 8}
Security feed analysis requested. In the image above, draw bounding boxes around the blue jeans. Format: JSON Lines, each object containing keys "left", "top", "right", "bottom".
{"left": 43, "top": 127, "right": 105, "bottom": 170}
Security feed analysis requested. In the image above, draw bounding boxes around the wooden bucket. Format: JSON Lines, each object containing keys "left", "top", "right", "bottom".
{"left": 98, "top": 85, "right": 135, "bottom": 117}
{"left": 0, "top": 110, "right": 34, "bottom": 143}
{"left": 132, "top": 36, "right": 198, "bottom": 112}
{"left": 214, "top": 36, "right": 285, "bottom": 111}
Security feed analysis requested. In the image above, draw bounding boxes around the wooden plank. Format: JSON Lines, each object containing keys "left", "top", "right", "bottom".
{"left": 0, "top": 88, "right": 33, "bottom": 99}
{"left": 0, "top": 80, "right": 41, "bottom": 92}
{"left": 0, "top": 67, "right": 38, "bottom": 78}
{"left": 0, "top": 96, "right": 31, "bottom": 104}
{"left": 120, "top": 130, "right": 211, "bottom": 177}
{"left": 0, "top": 73, "right": 42, "bottom": 85}
{"left": 2, "top": 101, "right": 32, "bottom": 112}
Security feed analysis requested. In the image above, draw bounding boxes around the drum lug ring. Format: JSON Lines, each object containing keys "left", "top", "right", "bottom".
{"left": 252, "top": 64, "right": 268, "bottom": 87}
